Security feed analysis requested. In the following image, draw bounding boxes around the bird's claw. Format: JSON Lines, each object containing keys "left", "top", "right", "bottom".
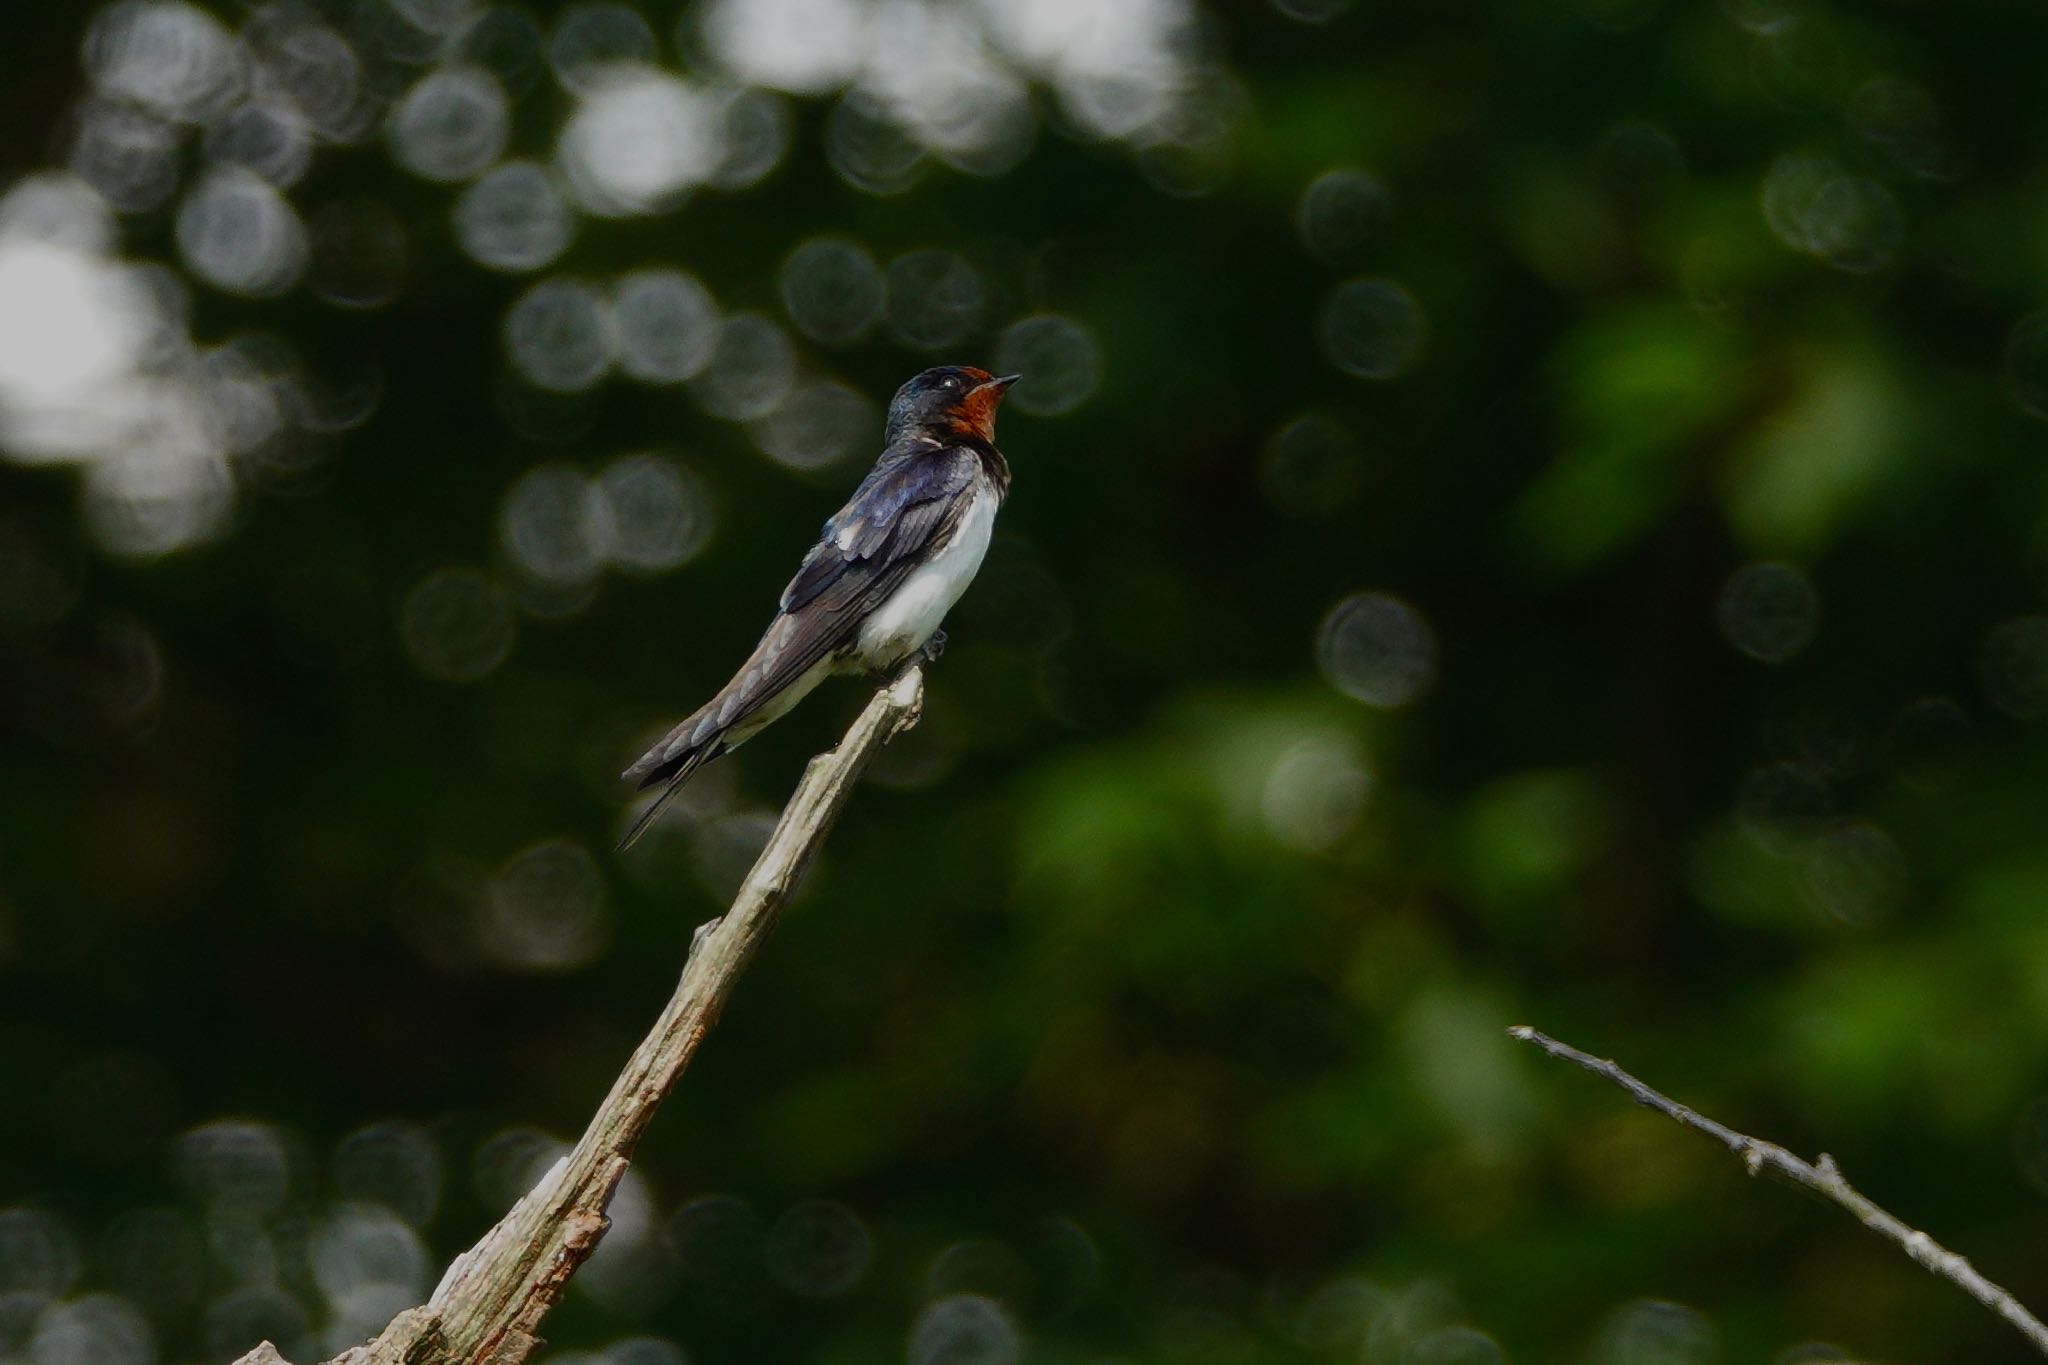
{"left": 918, "top": 630, "right": 948, "bottom": 664}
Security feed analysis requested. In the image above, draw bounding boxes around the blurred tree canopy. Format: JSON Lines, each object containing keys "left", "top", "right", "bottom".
{"left": 3, "top": 0, "right": 2048, "bottom": 1362}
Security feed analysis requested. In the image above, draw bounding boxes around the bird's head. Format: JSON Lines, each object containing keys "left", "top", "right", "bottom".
{"left": 885, "top": 366, "right": 1021, "bottom": 444}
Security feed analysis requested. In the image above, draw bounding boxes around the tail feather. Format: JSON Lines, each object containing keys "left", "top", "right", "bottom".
{"left": 624, "top": 699, "right": 718, "bottom": 789}
{"left": 617, "top": 616, "right": 833, "bottom": 852}
{"left": 618, "top": 693, "right": 733, "bottom": 852}
{"left": 622, "top": 626, "right": 792, "bottom": 791}
{"left": 615, "top": 742, "right": 719, "bottom": 852}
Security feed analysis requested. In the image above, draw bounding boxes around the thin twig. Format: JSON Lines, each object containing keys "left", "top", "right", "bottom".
{"left": 1509, "top": 1024, "right": 2048, "bottom": 1357}
{"left": 235, "top": 665, "right": 928, "bottom": 1365}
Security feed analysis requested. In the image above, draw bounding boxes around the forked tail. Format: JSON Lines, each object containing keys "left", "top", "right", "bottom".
{"left": 616, "top": 614, "right": 830, "bottom": 851}
{"left": 615, "top": 742, "right": 717, "bottom": 852}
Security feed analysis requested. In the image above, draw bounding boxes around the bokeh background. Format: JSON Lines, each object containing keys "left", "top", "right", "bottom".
{"left": 3, "top": 0, "right": 2048, "bottom": 1361}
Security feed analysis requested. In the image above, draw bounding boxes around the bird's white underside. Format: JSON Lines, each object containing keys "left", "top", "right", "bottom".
{"left": 852, "top": 471, "right": 1000, "bottom": 665}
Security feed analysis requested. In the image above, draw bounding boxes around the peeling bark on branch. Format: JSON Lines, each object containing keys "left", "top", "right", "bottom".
{"left": 234, "top": 665, "right": 927, "bottom": 1365}
{"left": 1510, "top": 1024, "right": 2048, "bottom": 1357}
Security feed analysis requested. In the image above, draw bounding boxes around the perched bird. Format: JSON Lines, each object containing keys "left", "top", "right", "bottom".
{"left": 617, "top": 365, "right": 1020, "bottom": 850}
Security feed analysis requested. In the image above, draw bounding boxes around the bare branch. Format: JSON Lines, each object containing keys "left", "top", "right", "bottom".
{"left": 1509, "top": 1024, "right": 2048, "bottom": 1357}
{"left": 236, "top": 665, "right": 928, "bottom": 1365}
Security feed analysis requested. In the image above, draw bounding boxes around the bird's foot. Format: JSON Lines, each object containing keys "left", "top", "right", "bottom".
{"left": 918, "top": 630, "right": 948, "bottom": 665}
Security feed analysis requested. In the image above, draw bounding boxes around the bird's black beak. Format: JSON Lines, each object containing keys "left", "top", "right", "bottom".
{"left": 978, "top": 373, "right": 1022, "bottom": 398}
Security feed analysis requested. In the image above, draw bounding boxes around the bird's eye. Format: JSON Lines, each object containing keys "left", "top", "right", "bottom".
{"left": 942, "top": 376, "right": 959, "bottom": 389}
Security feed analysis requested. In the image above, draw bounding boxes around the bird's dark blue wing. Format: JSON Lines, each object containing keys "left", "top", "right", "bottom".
{"left": 779, "top": 444, "right": 978, "bottom": 613}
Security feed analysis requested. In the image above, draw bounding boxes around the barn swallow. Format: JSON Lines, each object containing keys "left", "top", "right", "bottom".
{"left": 617, "top": 365, "right": 1019, "bottom": 850}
